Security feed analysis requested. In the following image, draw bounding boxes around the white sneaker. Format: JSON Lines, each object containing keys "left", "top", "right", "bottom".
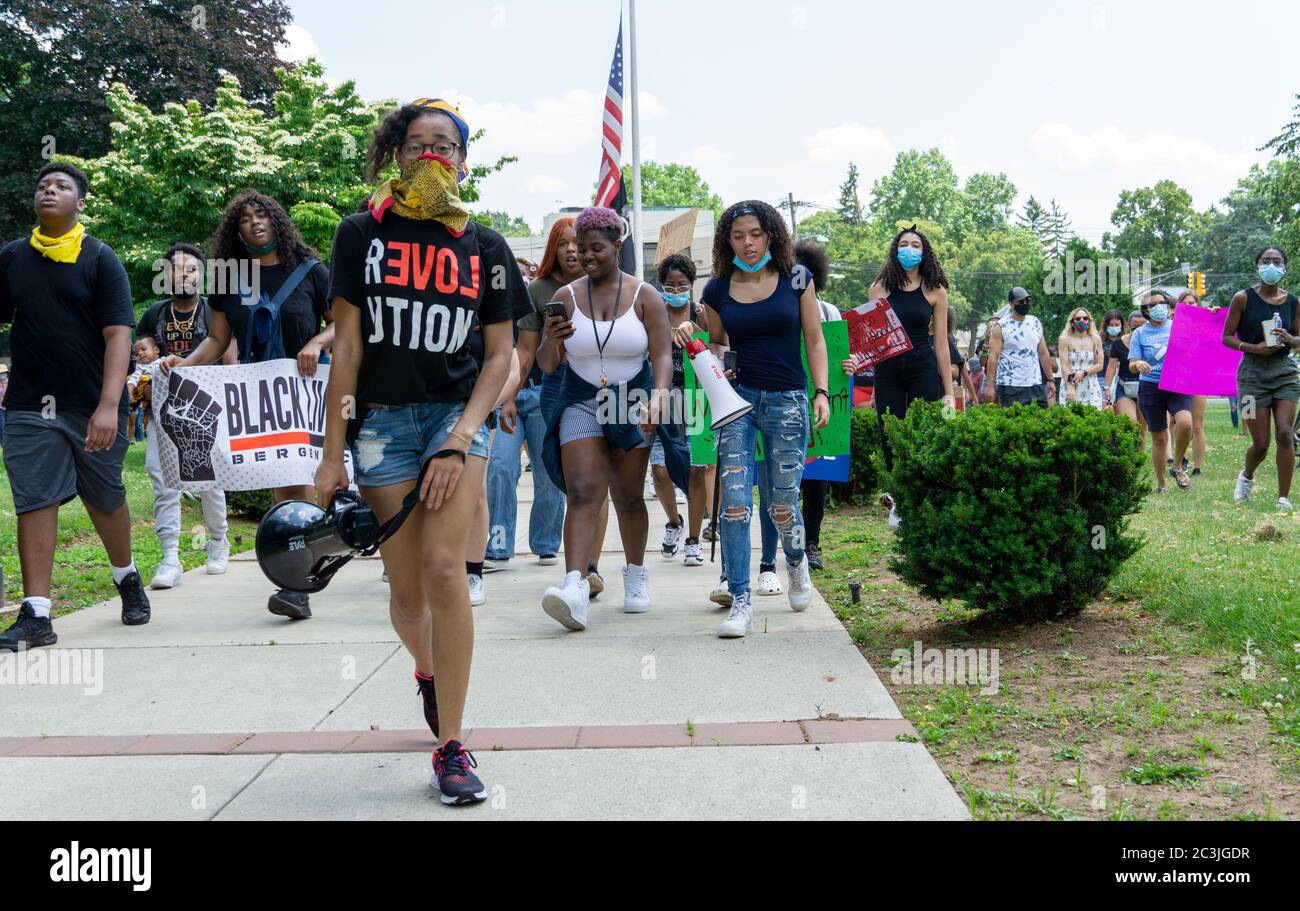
{"left": 683, "top": 540, "right": 704, "bottom": 567}
{"left": 710, "top": 580, "right": 733, "bottom": 608}
{"left": 467, "top": 574, "right": 486, "bottom": 607}
{"left": 757, "top": 571, "right": 783, "bottom": 596}
{"left": 787, "top": 557, "right": 812, "bottom": 613}
{"left": 718, "top": 594, "right": 753, "bottom": 638}
{"left": 1278, "top": 497, "right": 1294, "bottom": 513}
{"left": 150, "top": 558, "right": 183, "bottom": 590}
{"left": 888, "top": 503, "right": 901, "bottom": 530}
{"left": 1235, "top": 471, "right": 1255, "bottom": 504}
{"left": 661, "top": 521, "right": 685, "bottom": 559}
{"left": 542, "top": 572, "right": 590, "bottom": 631}
{"left": 483, "top": 557, "right": 510, "bottom": 574}
{"left": 205, "top": 541, "right": 230, "bottom": 575}
{"left": 623, "top": 565, "right": 650, "bottom": 614}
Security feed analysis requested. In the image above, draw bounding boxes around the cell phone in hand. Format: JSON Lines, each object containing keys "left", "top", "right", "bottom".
{"left": 544, "top": 302, "right": 567, "bottom": 322}
{"left": 723, "top": 352, "right": 739, "bottom": 377}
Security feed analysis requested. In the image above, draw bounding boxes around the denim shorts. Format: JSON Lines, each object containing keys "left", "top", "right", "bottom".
{"left": 351, "top": 401, "right": 490, "bottom": 488}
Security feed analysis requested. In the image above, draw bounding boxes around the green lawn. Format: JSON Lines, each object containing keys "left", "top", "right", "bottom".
{"left": 0, "top": 437, "right": 259, "bottom": 616}
{"left": 818, "top": 399, "right": 1300, "bottom": 820}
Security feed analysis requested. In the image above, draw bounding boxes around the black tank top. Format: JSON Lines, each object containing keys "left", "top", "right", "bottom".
{"left": 889, "top": 285, "right": 934, "bottom": 350}
{"left": 1239, "top": 287, "right": 1298, "bottom": 355}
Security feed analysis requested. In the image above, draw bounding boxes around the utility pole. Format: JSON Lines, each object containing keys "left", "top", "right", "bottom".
{"left": 788, "top": 192, "right": 798, "bottom": 241}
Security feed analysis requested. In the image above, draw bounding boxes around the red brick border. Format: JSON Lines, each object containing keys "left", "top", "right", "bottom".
{"left": 0, "top": 718, "right": 917, "bottom": 758}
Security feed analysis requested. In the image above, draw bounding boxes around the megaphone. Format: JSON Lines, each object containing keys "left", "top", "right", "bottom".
{"left": 686, "top": 339, "right": 753, "bottom": 431}
{"left": 255, "top": 493, "right": 383, "bottom": 594}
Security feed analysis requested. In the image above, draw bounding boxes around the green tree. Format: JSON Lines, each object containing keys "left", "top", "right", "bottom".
{"left": 1022, "top": 236, "right": 1133, "bottom": 339}
{"left": 1104, "top": 180, "right": 1203, "bottom": 272}
{"left": 619, "top": 161, "right": 723, "bottom": 215}
{"left": 1017, "top": 195, "right": 1049, "bottom": 247}
{"left": 867, "top": 149, "right": 965, "bottom": 240}
{"left": 1192, "top": 165, "right": 1282, "bottom": 283}
{"left": 960, "top": 172, "right": 1017, "bottom": 237}
{"left": 952, "top": 226, "right": 1042, "bottom": 328}
{"left": 0, "top": 0, "right": 292, "bottom": 239}
{"left": 1263, "top": 92, "right": 1300, "bottom": 159}
{"left": 474, "top": 210, "right": 534, "bottom": 236}
{"left": 1041, "top": 199, "right": 1073, "bottom": 258}
{"left": 837, "top": 161, "right": 864, "bottom": 223}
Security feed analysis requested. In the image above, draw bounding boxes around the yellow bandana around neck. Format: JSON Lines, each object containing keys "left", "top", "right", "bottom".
{"left": 369, "top": 156, "right": 470, "bottom": 235}
{"left": 30, "top": 222, "right": 86, "bottom": 264}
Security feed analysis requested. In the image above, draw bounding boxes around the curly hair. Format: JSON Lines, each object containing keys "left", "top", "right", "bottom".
{"left": 874, "top": 226, "right": 949, "bottom": 294}
{"left": 37, "top": 161, "right": 90, "bottom": 198}
{"left": 209, "top": 191, "right": 320, "bottom": 268}
{"left": 537, "top": 216, "right": 576, "bottom": 280}
{"left": 1255, "top": 245, "right": 1288, "bottom": 265}
{"left": 794, "top": 240, "right": 831, "bottom": 292}
{"left": 364, "top": 100, "right": 469, "bottom": 181}
{"left": 657, "top": 253, "right": 696, "bottom": 285}
{"left": 711, "top": 200, "right": 793, "bottom": 279}
{"left": 574, "top": 206, "right": 625, "bottom": 242}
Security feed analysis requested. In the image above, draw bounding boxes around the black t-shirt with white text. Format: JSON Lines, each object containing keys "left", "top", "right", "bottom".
{"left": 137, "top": 298, "right": 215, "bottom": 359}
{"left": 209, "top": 261, "right": 331, "bottom": 362}
{"left": 0, "top": 235, "right": 135, "bottom": 413}
{"left": 328, "top": 214, "right": 531, "bottom": 405}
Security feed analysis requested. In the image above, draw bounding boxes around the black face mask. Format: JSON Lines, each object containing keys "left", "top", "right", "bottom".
{"left": 1014, "top": 302, "right": 1031, "bottom": 316}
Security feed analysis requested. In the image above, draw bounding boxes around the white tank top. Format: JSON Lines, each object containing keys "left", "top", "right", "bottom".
{"left": 564, "top": 282, "right": 650, "bottom": 387}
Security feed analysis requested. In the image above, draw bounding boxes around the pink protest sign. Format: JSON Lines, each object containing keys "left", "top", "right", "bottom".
{"left": 1159, "top": 304, "right": 1242, "bottom": 396}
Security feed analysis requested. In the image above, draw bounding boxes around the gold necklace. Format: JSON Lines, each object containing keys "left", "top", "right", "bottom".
{"left": 168, "top": 301, "right": 199, "bottom": 333}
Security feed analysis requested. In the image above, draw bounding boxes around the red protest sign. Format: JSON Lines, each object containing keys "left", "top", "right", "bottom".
{"left": 844, "top": 298, "right": 913, "bottom": 371}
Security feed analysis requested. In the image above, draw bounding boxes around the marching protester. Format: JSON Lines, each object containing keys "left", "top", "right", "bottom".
{"left": 536, "top": 206, "right": 683, "bottom": 630}
{"left": 701, "top": 200, "right": 830, "bottom": 638}
{"left": 1057, "top": 307, "right": 1105, "bottom": 408}
{"left": 987, "top": 287, "right": 1056, "bottom": 410}
{"left": 1130, "top": 289, "right": 1194, "bottom": 493}
{"left": 1223, "top": 246, "right": 1300, "bottom": 511}
{"left": 161, "top": 191, "right": 335, "bottom": 621}
{"left": 870, "top": 226, "right": 954, "bottom": 529}
{"left": 946, "top": 310, "right": 979, "bottom": 409}
{"left": 1176, "top": 290, "right": 1218, "bottom": 476}
{"left": 488, "top": 217, "right": 577, "bottom": 574}
{"left": 652, "top": 252, "right": 713, "bottom": 566}
{"left": 0, "top": 162, "right": 151, "bottom": 650}
{"left": 138, "top": 243, "right": 235, "bottom": 588}
{"left": 1102, "top": 309, "right": 1149, "bottom": 448}
{"left": 317, "top": 98, "right": 531, "bottom": 805}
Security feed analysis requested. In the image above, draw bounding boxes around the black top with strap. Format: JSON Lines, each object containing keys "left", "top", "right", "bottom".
{"left": 1238, "top": 287, "right": 1298, "bottom": 355}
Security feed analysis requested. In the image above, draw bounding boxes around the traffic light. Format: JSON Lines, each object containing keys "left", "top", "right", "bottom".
{"left": 1196, "top": 272, "right": 1206, "bottom": 298}
{"left": 1187, "top": 271, "right": 1196, "bottom": 291}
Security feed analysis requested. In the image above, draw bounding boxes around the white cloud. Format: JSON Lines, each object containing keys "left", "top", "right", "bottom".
{"left": 278, "top": 24, "right": 323, "bottom": 65}
{"left": 525, "top": 174, "right": 569, "bottom": 194}
{"left": 1030, "top": 123, "right": 1263, "bottom": 185}
{"left": 805, "top": 122, "right": 893, "bottom": 169}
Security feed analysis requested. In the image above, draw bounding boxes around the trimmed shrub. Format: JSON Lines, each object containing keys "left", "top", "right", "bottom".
{"left": 225, "top": 489, "right": 274, "bottom": 521}
{"left": 883, "top": 402, "right": 1149, "bottom": 620}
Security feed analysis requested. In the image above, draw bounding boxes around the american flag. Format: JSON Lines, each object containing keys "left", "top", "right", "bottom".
{"left": 593, "top": 16, "right": 625, "bottom": 209}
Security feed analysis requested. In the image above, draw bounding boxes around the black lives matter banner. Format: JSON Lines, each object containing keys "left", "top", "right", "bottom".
{"left": 151, "top": 360, "right": 353, "bottom": 492}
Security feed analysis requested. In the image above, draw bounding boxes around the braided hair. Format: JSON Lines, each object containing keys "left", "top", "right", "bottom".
{"left": 711, "top": 201, "right": 794, "bottom": 279}
{"left": 874, "top": 225, "right": 949, "bottom": 294}
{"left": 209, "top": 191, "right": 320, "bottom": 268}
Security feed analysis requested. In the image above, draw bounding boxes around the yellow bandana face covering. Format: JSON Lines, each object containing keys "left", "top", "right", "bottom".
{"left": 369, "top": 154, "right": 470, "bottom": 235}
{"left": 30, "top": 222, "right": 86, "bottom": 263}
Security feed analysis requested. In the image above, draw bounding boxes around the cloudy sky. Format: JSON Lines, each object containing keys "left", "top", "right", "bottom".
{"left": 284, "top": 0, "right": 1298, "bottom": 239}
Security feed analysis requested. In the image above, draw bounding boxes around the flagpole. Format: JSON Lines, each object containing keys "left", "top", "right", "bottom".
{"left": 627, "top": 0, "right": 643, "bottom": 279}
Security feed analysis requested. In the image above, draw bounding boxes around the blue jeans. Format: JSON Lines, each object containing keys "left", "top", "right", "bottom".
{"left": 352, "top": 401, "right": 490, "bottom": 488}
{"left": 487, "top": 384, "right": 564, "bottom": 559}
{"left": 717, "top": 386, "right": 809, "bottom": 598}
{"left": 719, "top": 460, "right": 779, "bottom": 583}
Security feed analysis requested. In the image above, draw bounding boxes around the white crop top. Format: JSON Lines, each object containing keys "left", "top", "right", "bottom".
{"left": 564, "top": 282, "right": 650, "bottom": 387}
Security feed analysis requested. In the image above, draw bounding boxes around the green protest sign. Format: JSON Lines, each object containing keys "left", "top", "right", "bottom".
{"left": 684, "top": 321, "right": 850, "bottom": 466}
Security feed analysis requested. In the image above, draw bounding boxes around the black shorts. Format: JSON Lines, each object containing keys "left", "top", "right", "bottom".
{"left": 1137, "top": 382, "right": 1192, "bottom": 433}
{"left": 1, "top": 409, "right": 129, "bottom": 515}
{"left": 996, "top": 384, "right": 1049, "bottom": 408}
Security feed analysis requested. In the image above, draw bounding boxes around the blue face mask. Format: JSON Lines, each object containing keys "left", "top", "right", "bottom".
{"left": 897, "top": 247, "right": 923, "bottom": 271}
{"left": 733, "top": 252, "right": 772, "bottom": 274}
{"left": 1148, "top": 305, "right": 1169, "bottom": 323}
{"left": 663, "top": 291, "right": 691, "bottom": 308}
{"left": 1107, "top": 326, "right": 1122, "bottom": 338}
{"left": 1259, "top": 264, "right": 1286, "bottom": 286}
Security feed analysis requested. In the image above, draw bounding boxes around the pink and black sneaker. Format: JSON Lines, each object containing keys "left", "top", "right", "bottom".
{"left": 432, "top": 740, "right": 487, "bottom": 806}
{"left": 415, "top": 670, "right": 438, "bottom": 739}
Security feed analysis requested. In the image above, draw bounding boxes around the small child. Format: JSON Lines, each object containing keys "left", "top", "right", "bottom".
{"left": 128, "top": 336, "right": 160, "bottom": 438}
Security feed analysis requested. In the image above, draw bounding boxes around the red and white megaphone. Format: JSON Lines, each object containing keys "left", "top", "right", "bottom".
{"left": 686, "top": 339, "right": 754, "bottom": 431}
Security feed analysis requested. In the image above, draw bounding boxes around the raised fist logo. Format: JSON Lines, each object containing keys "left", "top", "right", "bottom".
{"left": 159, "top": 371, "right": 222, "bottom": 483}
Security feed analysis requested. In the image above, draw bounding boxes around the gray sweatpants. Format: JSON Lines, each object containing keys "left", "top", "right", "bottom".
{"left": 146, "top": 430, "right": 228, "bottom": 559}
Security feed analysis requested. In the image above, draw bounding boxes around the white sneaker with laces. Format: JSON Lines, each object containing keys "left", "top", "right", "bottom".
{"left": 150, "top": 558, "right": 183, "bottom": 590}
{"left": 623, "top": 564, "right": 650, "bottom": 614}
{"left": 661, "top": 521, "right": 685, "bottom": 559}
{"left": 683, "top": 540, "right": 704, "bottom": 567}
{"left": 205, "top": 540, "right": 230, "bottom": 575}
{"left": 756, "top": 571, "right": 784, "bottom": 596}
{"left": 718, "top": 595, "right": 753, "bottom": 639}
{"left": 467, "top": 573, "right": 486, "bottom": 606}
{"left": 787, "top": 557, "right": 812, "bottom": 613}
{"left": 1235, "top": 471, "right": 1255, "bottom": 504}
{"left": 710, "top": 580, "right": 733, "bottom": 608}
{"left": 543, "top": 572, "right": 590, "bottom": 631}
{"left": 1278, "top": 497, "right": 1294, "bottom": 513}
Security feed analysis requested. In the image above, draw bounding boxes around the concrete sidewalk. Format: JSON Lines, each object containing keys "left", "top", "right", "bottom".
{"left": 0, "top": 474, "right": 967, "bottom": 821}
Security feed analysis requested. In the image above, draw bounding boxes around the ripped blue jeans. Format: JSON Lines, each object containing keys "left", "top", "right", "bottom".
{"left": 717, "top": 386, "right": 809, "bottom": 598}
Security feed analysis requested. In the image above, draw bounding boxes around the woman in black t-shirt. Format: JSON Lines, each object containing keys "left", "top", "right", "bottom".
{"left": 161, "top": 191, "right": 335, "bottom": 622}
{"left": 315, "top": 99, "right": 530, "bottom": 807}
